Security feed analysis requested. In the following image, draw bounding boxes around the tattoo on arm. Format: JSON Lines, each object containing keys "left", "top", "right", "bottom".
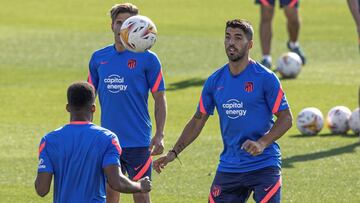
{"left": 194, "top": 111, "right": 203, "bottom": 119}
{"left": 175, "top": 143, "right": 186, "bottom": 154}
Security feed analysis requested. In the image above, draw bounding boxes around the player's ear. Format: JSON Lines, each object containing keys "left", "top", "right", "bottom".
{"left": 66, "top": 104, "right": 71, "bottom": 113}
{"left": 248, "top": 40, "right": 253, "bottom": 49}
{"left": 91, "top": 104, "right": 96, "bottom": 113}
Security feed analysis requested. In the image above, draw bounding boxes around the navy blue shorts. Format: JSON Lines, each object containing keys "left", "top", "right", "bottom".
{"left": 255, "top": 0, "right": 299, "bottom": 8}
{"left": 120, "top": 147, "right": 152, "bottom": 181}
{"left": 209, "top": 167, "right": 281, "bottom": 203}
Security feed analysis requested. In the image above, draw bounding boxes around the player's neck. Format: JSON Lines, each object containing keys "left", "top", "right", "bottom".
{"left": 70, "top": 113, "right": 93, "bottom": 123}
{"left": 114, "top": 42, "right": 126, "bottom": 52}
{"left": 228, "top": 56, "right": 250, "bottom": 76}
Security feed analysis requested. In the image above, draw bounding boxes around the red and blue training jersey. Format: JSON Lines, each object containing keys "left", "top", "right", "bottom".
{"left": 37, "top": 122, "right": 122, "bottom": 203}
{"left": 198, "top": 60, "right": 289, "bottom": 173}
{"left": 88, "top": 45, "right": 165, "bottom": 148}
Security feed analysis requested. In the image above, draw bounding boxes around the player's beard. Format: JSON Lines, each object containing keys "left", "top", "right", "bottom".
{"left": 226, "top": 45, "right": 247, "bottom": 62}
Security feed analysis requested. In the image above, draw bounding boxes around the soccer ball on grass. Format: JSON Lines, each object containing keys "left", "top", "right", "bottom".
{"left": 276, "top": 52, "right": 303, "bottom": 78}
{"left": 296, "top": 107, "right": 324, "bottom": 135}
{"left": 326, "top": 106, "right": 352, "bottom": 134}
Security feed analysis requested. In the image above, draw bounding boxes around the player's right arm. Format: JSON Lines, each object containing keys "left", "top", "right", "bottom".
{"left": 154, "top": 78, "right": 214, "bottom": 173}
{"left": 103, "top": 135, "right": 151, "bottom": 193}
{"left": 104, "top": 165, "right": 151, "bottom": 193}
{"left": 87, "top": 53, "right": 99, "bottom": 91}
{"left": 153, "top": 110, "right": 209, "bottom": 174}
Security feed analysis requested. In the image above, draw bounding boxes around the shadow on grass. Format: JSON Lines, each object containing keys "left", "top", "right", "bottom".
{"left": 167, "top": 78, "right": 205, "bottom": 91}
{"left": 289, "top": 133, "right": 359, "bottom": 139}
{"left": 282, "top": 142, "right": 360, "bottom": 168}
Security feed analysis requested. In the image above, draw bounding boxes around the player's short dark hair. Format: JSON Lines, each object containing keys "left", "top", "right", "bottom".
{"left": 67, "top": 82, "right": 95, "bottom": 110}
{"left": 110, "top": 3, "right": 138, "bottom": 23}
{"left": 226, "top": 19, "right": 254, "bottom": 40}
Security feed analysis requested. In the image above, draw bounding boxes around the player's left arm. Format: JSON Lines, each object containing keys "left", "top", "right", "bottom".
{"left": 242, "top": 109, "right": 293, "bottom": 156}
{"left": 150, "top": 91, "right": 167, "bottom": 155}
{"left": 35, "top": 172, "right": 53, "bottom": 197}
{"left": 147, "top": 53, "right": 167, "bottom": 156}
{"left": 242, "top": 73, "right": 293, "bottom": 156}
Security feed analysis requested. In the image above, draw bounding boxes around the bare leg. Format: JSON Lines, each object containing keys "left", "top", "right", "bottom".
{"left": 106, "top": 183, "right": 120, "bottom": 203}
{"left": 260, "top": 5, "right": 275, "bottom": 56}
{"left": 133, "top": 192, "right": 150, "bottom": 203}
{"left": 347, "top": 0, "right": 360, "bottom": 46}
{"left": 283, "top": 6, "right": 300, "bottom": 43}
{"left": 283, "top": 5, "right": 306, "bottom": 64}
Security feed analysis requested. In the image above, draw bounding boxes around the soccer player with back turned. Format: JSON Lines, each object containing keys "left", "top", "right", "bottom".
{"left": 87, "top": 3, "right": 167, "bottom": 203}
{"left": 35, "top": 82, "right": 151, "bottom": 203}
{"left": 154, "top": 20, "right": 293, "bottom": 203}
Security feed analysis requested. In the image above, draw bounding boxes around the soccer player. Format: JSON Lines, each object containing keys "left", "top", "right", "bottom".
{"left": 35, "top": 82, "right": 151, "bottom": 203}
{"left": 347, "top": 0, "right": 360, "bottom": 51}
{"left": 87, "top": 3, "right": 167, "bottom": 203}
{"left": 256, "top": 0, "right": 306, "bottom": 68}
{"left": 154, "top": 19, "right": 293, "bottom": 203}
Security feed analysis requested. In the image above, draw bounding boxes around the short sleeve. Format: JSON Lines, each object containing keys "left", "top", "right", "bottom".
{"left": 197, "top": 78, "right": 215, "bottom": 115}
{"left": 37, "top": 137, "right": 54, "bottom": 173}
{"left": 88, "top": 53, "right": 99, "bottom": 91}
{"left": 146, "top": 53, "right": 165, "bottom": 93}
{"left": 102, "top": 134, "right": 121, "bottom": 168}
{"left": 264, "top": 73, "right": 289, "bottom": 114}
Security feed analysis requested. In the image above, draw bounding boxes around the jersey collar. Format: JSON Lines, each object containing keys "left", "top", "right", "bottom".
{"left": 69, "top": 121, "right": 91, "bottom": 125}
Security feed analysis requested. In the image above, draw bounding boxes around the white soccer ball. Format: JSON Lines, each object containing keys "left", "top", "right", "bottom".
{"left": 120, "top": 15, "right": 157, "bottom": 52}
{"left": 326, "top": 106, "right": 352, "bottom": 134}
{"left": 296, "top": 107, "right": 324, "bottom": 135}
{"left": 276, "top": 52, "right": 303, "bottom": 78}
{"left": 349, "top": 108, "right": 360, "bottom": 134}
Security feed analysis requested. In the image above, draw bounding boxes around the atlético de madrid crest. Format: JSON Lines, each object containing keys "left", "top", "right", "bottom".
{"left": 128, "top": 59, "right": 137, "bottom": 69}
{"left": 244, "top": 81, "right": 254, "bottom": 92}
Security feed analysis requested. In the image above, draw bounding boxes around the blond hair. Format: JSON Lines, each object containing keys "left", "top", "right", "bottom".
{"left": 110, "top": 3, "right": 138, "bottom": 23}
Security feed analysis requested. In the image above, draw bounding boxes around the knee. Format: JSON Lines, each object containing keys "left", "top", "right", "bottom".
{"left": 284, "top": 8, "right": 300, "bottom": 24}
{"left": 261, "top": 7, "right": 274, "bottom": 23}
{"left": 133, "top": 192, "right": 150, "bottom": 203}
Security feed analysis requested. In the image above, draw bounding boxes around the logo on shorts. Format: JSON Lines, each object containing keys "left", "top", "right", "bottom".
{"left": 222, "top": 99, "right": 247, "bottom": 119}
{"left": 104, "top": 74, "right": 127, "bottom": 93}
{"left": 128, "top": 59, "right": 137, "bottom": 69}
{"left": 211, "top": 185, "right": 221, "bottom": 197}
{"left": 244, "top": 81, "right": 254, "bottom": 92}
{"left": 264, "top": 184, "right": 273, "bottom": 192}
{"left": 134, "top": 164, "right": 142, "bottom": 171}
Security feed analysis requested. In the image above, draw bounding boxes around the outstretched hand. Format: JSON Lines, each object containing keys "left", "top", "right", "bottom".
{"left": 153, "top": 152, "right": 176, "bottom": 174}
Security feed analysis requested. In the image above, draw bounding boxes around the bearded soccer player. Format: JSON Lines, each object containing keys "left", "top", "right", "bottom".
{"left": 35, "top": 82, "right": 151, "bottom": 203}
{"left": 154, "top": 19, "right": 292, "bottom": 203}
{"left": 87, "top": 3, "right": 166, "bottom": 203}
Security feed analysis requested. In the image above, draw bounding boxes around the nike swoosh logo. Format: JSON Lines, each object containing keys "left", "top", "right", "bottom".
{"left": 100, "top": 61, "right": 108, "bottom": 65}
{"left": 134, "top": 164, "right": 142, "bottom": 171}
{"left": 264, "top": 185, "right": 273, "bottom": 192}
{"left": 216, "top": 86, "right": 224, "bottom": 91}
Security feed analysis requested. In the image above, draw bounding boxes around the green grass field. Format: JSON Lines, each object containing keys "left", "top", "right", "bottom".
{"left": 1, "top": 0, "right": 360, "bottom": 202}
